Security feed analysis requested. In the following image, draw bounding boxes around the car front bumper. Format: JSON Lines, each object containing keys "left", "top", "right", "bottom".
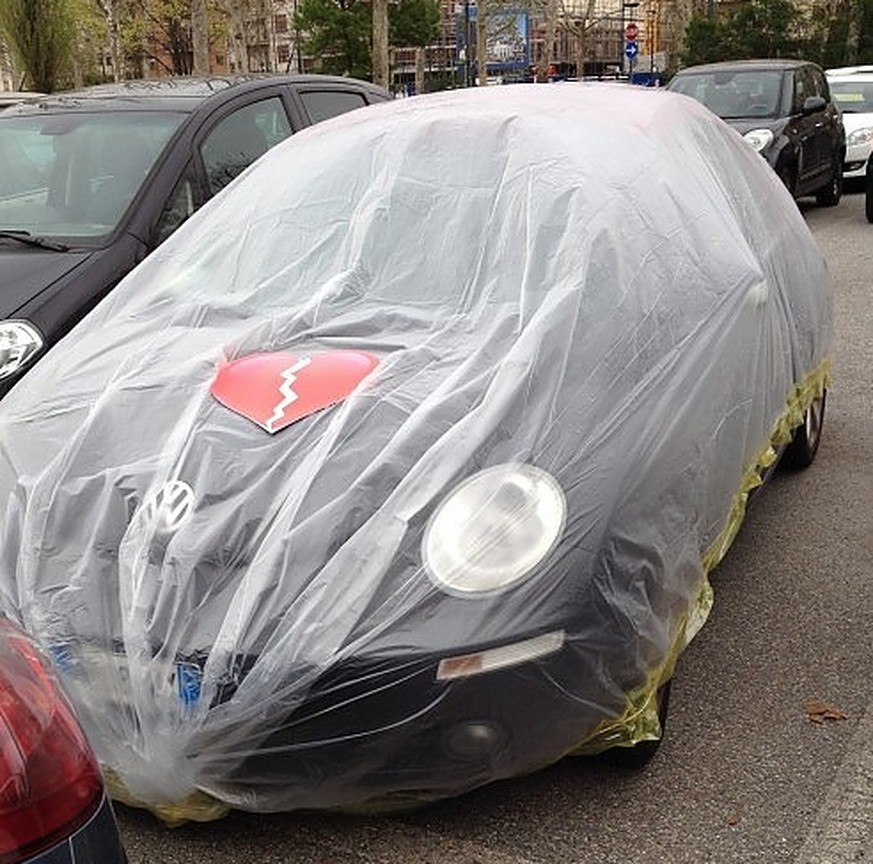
{"left": 179, "top": 633, "right": 664, "bottom": 815}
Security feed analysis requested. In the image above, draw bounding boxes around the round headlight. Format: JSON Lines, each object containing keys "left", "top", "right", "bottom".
{"left": 743, "top": 128, "right": 774, "bottom": 153}
{"left": 0, "top": 320, "right": 44, "bottom": 381}
{"left": 847, "top": 126, "right": 873, "bottom": 147}
{"left": 423, "top": 463, "right": 566, "bottom": 595}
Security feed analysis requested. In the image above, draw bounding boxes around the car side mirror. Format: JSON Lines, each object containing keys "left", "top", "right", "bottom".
{"left": 802, "top": 95, "right": 827, "bottom": 115}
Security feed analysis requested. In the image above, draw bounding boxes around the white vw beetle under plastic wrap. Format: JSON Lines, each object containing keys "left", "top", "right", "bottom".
{"left": 0, "top": 84, "right": 831, "bottom": 821}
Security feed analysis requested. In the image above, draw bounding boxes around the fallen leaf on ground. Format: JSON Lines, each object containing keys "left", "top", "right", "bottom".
{"left": 805, "top": 701, "right": 848, "bottom": 723}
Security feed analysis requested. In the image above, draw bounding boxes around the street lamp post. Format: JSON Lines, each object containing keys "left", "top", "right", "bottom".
{"left": 464, "top": 0, "right": 472, "bottom": 86}
{"left": 455, "top": 0, "right": 473, "bottom": 87}
{"left": 648, "top": 6, "right": 655, "bottom": 80}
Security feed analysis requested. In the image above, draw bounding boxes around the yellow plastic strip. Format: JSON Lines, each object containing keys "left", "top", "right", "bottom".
{"left": 572, "top": 358, "right": 830, "bottom": 754}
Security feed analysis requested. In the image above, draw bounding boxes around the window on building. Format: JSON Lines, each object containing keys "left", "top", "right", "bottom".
{"left": 277, "top": 44, "right": 290, "bottom": 64}
{"left": 275, "top": 14, "right": 288, "bottom": 33}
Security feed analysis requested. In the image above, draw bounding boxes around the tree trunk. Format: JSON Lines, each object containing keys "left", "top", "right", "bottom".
{"left": 372, "top": 0, "right": 389, "bottom": 88}
{"left": 415, "top": 45, "right": 425, "bottom": 95}
{"left": 232, "top": 6, "right": 250, "bottom": 72}
{"left": 574, "top": 0, "right": 595, "bottom": 79}
{"left": 95, "top": 0, "right": 123, "bottom": 81}
{"left": 216, "top": 0, "right": 251, "bottom": 72}
{"left": 543, "top": 0, "right": 558, "bottom": 79}
{"left": 192, "top": 0, "right": 209, "bottom": 74}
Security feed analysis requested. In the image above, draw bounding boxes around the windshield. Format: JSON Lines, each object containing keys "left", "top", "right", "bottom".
{"left": 670, "top": 70, "right": 784, "bottom": 120}
{"left": 0, "top": 110, "right": 184, "bottom": 242}
{"left": 829, "top": 80, "right": 873, "bottom": 113}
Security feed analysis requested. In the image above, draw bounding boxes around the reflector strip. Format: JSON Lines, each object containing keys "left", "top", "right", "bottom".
{"left": 436, "top": 630, "right": 565, "bottom": 681}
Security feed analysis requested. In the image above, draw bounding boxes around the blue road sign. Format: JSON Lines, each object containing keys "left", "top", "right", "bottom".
{"left": 625, "top": 40, "right": 639, "bottom": 60}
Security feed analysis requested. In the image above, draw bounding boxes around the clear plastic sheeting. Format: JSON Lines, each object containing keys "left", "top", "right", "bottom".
{"left": 0, "top": 84, "right": 832, "bottom": 820}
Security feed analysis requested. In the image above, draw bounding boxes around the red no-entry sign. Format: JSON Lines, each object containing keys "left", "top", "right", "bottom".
{"left": 625, "top": 22, "right": 638, "bottom": 40}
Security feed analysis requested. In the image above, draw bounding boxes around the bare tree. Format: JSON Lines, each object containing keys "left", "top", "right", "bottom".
{"left": 93, "top": 0, "right": 125, "bottom": 80}
{"left": 558, "top": 0, "right": 596, "bottom": 76}
{"left": 541, "top": 0, "right": 558, "bottom": 78}
{"left": 214, "top": 0, "right": 251, "bottom": 71}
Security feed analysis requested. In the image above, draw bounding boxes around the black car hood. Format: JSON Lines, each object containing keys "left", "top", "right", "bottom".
{"left": 0, "top": 245, "right": 93, "bottom": 317}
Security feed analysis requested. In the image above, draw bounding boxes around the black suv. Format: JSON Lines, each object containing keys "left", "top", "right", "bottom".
{"left": 0, "top": 75, "right": 390, "bottom": 396}
{"left": 668, "top": 59, "right": 845, "bottom": 206}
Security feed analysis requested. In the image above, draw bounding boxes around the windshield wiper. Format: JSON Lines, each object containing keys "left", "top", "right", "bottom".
{"left": 0, "top": 230, "right": 69, "bottom": 252}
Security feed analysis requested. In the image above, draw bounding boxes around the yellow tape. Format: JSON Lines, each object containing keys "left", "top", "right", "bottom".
{"left": 572, "top": 358, "right": 830, "bottom": 754}
{"left": 105, "top": 769, "right": 229, "bottom": 826}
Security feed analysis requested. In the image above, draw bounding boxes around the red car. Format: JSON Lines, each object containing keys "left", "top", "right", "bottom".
{"left": 0, "top": 616, "right": 127, "bottom": 864}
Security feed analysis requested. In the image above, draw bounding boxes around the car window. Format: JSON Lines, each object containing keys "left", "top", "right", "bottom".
{"left": 298, "top": 90, "right": 369, "bottom": 125}
{"left": 0, "top": 110, "right": 184, "bottom": 240}
{"left": 201, "top": 97, "right": 291, "bottom": 196}
{"left": 793, "top": 67, "right": 815, "bottom": 112}
{"left": 155, "top": 161, "right": 203, "bottom": 246}
{"left": 669, "top": 70, "right": 783, "bottom": 119}
{"left": 809, "top": 66, "right": 829, "bottom": 99}
{"left": 829, "top": 80, "right": 873, "bottom": 112}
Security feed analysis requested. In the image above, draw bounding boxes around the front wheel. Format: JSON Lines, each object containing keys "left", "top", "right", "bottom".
{"left": 783, "top": 391, "right": 826, "bottom": 470}
{"left": 815, "top": 156, "right": 843, "bottom": 207}
{"left": 606, "top": 679, "right": 672, "bottom": 768}
{"left": 778, "top": 165, "right": 797, "bottom": 200}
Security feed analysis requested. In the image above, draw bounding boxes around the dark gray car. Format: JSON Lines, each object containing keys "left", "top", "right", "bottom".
{"left": 0, "top": 84, "right": 832, "bottom": 821}
{"left": 0, "top": 75, "right": 391, "bottom": 398}
{"left": 668, "top": 59, "right": 845, "bottom": 205}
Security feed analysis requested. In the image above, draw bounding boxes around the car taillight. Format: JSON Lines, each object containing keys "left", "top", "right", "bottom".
{"left": 0, "top": 617, "right": 103, "bottom": 863}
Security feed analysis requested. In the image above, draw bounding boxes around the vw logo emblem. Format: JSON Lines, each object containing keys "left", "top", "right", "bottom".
{"left": 143, "top": 480, "right": 195, "bottom": 533}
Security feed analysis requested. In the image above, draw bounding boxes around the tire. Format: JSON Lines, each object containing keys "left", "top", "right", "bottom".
{"left": 815, "top": 155, "right": 843, "bottom": 207}
{"left": 782, "top": 390, "right": 826, "bottom": 470}
{"left": 606, "top": 679, "right": 672, "bottom": 768}
{"left": 777, "top": 165, "right": 797, "bottom": 199}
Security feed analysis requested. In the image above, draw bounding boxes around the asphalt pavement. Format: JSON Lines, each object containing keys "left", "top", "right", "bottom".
{"left": 116, "top": 187, "right": 873, "bottom": 864}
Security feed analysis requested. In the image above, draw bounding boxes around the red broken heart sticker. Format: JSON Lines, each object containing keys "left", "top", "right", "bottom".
{"left": 211, "top": 350, "right": 379, "bottom": 433}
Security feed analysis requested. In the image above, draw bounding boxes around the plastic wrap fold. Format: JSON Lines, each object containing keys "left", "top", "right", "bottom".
{"left": 0, "top": 84, "right": 832, "bottom": 821}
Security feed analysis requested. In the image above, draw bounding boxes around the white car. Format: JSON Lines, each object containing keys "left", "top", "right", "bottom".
{"left": 827, "top": 66, "right": 873, "bottom": 179}
{"left": 0, "top": 90, "right": 46, "bottom": 110}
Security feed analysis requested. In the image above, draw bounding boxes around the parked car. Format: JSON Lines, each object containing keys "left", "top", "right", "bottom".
{"left": 0, "top": 75, "right": 391, "bottom": 398}
{"left": 827, "top": 66, "right": 873, "bottom": 180}
{"left": 0, "top": 84, "right": 832, "bottom": 820}
{"left": 0, "top": 615, "right": 127, "bottom": 863}
{"left": 0, "top": 91, "right": 46, "bottom": 111}
{"left": 668, "top": 59, "right": 845, "bottom": 205}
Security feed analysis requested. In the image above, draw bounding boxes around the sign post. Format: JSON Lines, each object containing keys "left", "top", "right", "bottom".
{"left": 624, "top": 21, "right": 638, "bottom": 81}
